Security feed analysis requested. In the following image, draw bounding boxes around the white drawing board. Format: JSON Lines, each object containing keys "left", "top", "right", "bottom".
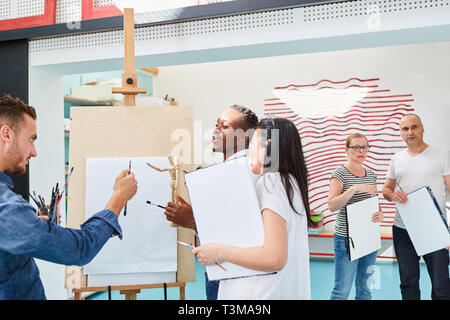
{"left": 185, "top": 161, "right": 269, "bottom": 281}
{"left": 396, "top": 186, "right": 450, "bottom": 256}
{"left": 84, "top": 157, "right": 177, "bottom": 275}
{"left": 347, "top": 196, "right": 381, "bottom": 261}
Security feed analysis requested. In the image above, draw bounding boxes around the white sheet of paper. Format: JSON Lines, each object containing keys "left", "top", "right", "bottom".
{"left": 84, "top": 157, "right": 177, "bottom": 275}
{"left": 185, "top": 161, "right": 267, "bottom": 281}
{"left": 346, "top": 196, "right": 381, "bottom": 261}
{"left": 396, "top": 186, "right": 450, "bottom": 256}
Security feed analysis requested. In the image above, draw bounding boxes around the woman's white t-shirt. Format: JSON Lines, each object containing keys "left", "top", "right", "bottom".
{"left": 217, "top": 172, "right": 311, "bottom": 300}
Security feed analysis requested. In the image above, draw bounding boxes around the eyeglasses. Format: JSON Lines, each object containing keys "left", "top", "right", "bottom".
{"left": 347, "top": 145, "right": 370, "bottom": 152}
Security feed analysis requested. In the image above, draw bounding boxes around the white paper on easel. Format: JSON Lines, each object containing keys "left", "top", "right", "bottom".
{"left": 84, "top": 157, "right": 177, "bottom": 275}
{"left": 347, "top": 196, "right": 381, "bottom": 261}
{"left": 396, "top": 186, "right": 450, "bottom": 256}
{"left": 185, "top": 161, "right": 268, "bottom": 281}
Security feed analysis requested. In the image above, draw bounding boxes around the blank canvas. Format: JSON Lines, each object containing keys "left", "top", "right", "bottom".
{"left": 185, "top": 161, "right": 268, "bottom": 281}
{"left": 347, "top": 196, "right": 381, "bottom": 261}
{"left": 396, "top": 186, "right": 450, "bottom": 256}
{"left": 84, "top": 157, "right": 177, "bottom": 275}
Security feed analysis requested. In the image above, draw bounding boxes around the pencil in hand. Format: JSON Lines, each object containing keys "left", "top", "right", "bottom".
{"left": 176, "top": 240, "right": 227, "bottom": 271}
{"left": 124, "top": 161, "right": 131, "bottom": 216}
{"left": 146, "top": 200, "right": 165, "bottom": 209}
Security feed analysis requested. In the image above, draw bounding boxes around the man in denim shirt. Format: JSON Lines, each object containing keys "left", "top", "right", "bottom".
{"left": 0, "top": 95, "right": 138, "bottom": 299}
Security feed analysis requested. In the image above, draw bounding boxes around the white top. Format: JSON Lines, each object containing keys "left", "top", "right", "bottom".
{"left": 225, "top": 149, "right": 260, "bottom": 186}
{"left": 386, "top": 146, "right": 450, "bottom": 229}
{"left": 218, "top": 172, "right": 311, "bottom": 300}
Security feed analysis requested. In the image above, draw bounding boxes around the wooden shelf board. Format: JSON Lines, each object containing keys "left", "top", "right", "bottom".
{"left": 64, "top": 95, "right": 113, "bottom": 106}
{"left": 309, "top": 229, "right": 393, "bottom": 240}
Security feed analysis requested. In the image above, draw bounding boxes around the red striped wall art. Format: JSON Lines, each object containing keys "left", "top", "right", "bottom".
{"left": 264, "top": 77, "right": 414, "bottom": 232}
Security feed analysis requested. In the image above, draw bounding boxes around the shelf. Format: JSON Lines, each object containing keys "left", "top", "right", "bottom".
{"left": 64, "top": 95, "right": 113, "bottom": 106}
{"left": 308, "top": 230, "right": 393, "bottom": 240}
{"left": 139, "top": 67, "right": 159, "bottom": 75}
{"left": 308, "top": 230, "right": 334, "bottom": 238}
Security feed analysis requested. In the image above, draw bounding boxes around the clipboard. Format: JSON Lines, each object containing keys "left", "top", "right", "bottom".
{"left": 396, "top": 186, "right": 450, "bottom": 256}
{"left": 346, "top": 196, "right": 381, "bottom": 261}
{"left": 184, "top": 159, "right": 272, "bottom": 281}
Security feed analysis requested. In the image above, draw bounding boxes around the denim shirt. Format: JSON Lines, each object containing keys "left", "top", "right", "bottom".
{"left": 0, "top": 172, "right": 122, "bottom": 300}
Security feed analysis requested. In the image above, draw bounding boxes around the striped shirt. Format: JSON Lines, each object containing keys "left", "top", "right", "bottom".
{"left": 330, "top": 166, "right": 377, "bottom": 238}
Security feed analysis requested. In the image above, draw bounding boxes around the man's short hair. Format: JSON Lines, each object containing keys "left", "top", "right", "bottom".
{"left": 400, "top": 113, "right": 423, "bottom": 125}
{"left": 0, "top": 94, "right": 37, "bottom": 133}
{"left": 229, "top": 104, "right": 258, "bottom": 131}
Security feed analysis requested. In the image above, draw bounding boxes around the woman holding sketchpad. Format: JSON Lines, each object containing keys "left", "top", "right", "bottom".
{"left": 193, "top": 118, "right": 314, "bottom": 299}
{"left": 328, "top": 133, "right": 384, "bottom": 300}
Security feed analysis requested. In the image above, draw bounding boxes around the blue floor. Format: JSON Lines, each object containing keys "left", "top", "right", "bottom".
{"left": 88, "top": 258, "right": 437, "bottom": 300}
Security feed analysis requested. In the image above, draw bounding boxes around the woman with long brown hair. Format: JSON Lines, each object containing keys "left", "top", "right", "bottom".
{"left": 193, "top": 118, "right": 313, "bottom": 299}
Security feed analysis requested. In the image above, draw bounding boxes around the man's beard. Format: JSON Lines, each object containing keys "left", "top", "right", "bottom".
{"left": 5, "top": 142, "right": 27, "bottom": 175}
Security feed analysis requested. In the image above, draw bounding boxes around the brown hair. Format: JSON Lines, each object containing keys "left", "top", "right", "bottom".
{"left": 0, "top": 94, "right": 37, "bottom": 133}
{"left": 345, "top": 133, "right": 369, "bottom": 148}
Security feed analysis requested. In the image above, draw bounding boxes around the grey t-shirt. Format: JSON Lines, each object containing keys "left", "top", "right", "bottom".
{"left": 386, "top": 146, "right": 450, "bottom": 229}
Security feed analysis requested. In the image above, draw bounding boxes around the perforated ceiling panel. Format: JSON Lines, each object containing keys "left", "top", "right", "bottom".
{"left": 30, "top": 29, "right": 118, "bottom": 53}
{"left": 56, "top": 0, "right": 81, "bottom": 24}
{"left": 0, "top": 0, "right": 44, "bottom": 21}
{"left": 304, "top": 0, "right": 449, "bottom": 22}
{"left": 28, "top": 0, "right": 450, "bottom": 68}
{"left": 135, "top": 9, "right": 294, "bottom": 40}
{"left": 0, "top": 1, "right": 10, "bottom": 21}
{"left": 93, "top": 0, "right": 115, "bottom": 7}
{"left": 29, "top": 8, "right": 295, "bottom": 53}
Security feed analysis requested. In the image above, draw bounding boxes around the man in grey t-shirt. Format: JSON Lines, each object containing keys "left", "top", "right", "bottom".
{"left": 383, "top": 113, "right": 450, "bottom": 300}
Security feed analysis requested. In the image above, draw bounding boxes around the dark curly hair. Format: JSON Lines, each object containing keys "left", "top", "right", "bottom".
{"left": 229, "top": 104, "right": 258, "bottom": 131}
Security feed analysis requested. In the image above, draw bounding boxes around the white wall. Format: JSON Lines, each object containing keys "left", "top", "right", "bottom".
{"left": 28, "top": 68, "right": 67, "bottom": 300}
{"left": 154, "top": 41, "right": 450, "bottom": 261}
{"left": 154, "top": 41, "right": 450, "bottom": 166}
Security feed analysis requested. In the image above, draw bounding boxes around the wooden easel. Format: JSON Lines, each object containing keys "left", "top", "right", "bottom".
{"left": 112, "top": 8, "right": 146, "bottom": 105}
{"left": 72, "top": 282, "right": 186, "bottom": 300}
{"left": 69, "top": 8, "right": 192, "bottom": 301}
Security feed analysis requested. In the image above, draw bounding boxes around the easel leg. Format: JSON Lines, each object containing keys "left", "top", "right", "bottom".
{"left": 163, "top": 283, "right": 167, "bottom": 300}
{"left": 120, "top": 289, "right": 141, "bottom": 300}
{"left": 179, "top": 284, "right": 186, "bottom": 300}
{"left": 73, "top": 291, "right": 82, "bottom": 300}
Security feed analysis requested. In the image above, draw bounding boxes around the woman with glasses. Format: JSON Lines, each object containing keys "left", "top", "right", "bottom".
{"left": 328, "top": 133, "right": 384, "bottom": 300}
{"left": 193, "top": 118, "right": 314, "bottom": 299}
